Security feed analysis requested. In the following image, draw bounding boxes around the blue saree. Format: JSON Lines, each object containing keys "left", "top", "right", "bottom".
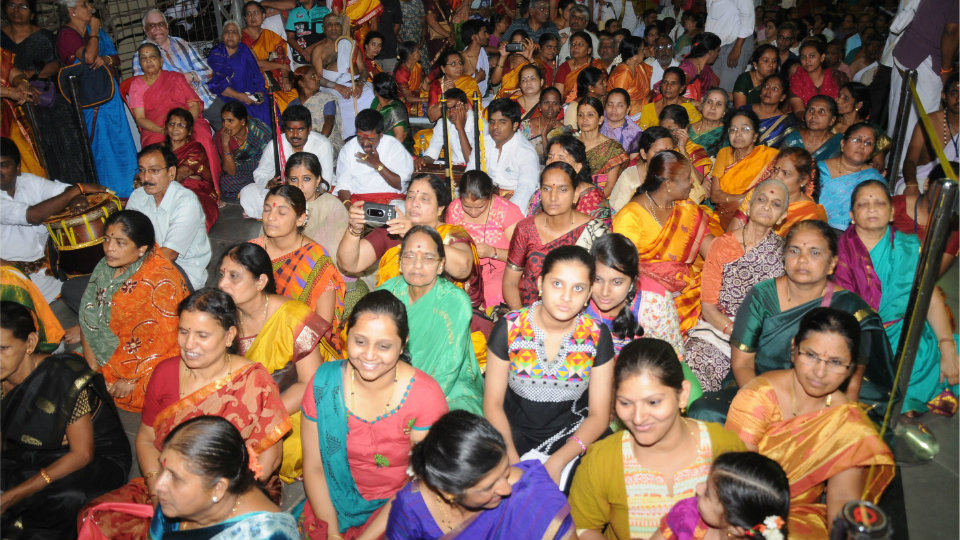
{"left": 817, "top": 161, "right": 886, "bottom": 230}
{"left": 207, "top": 43, "right": 271, "bottom": 128}
{"left": 781, "top": 130, "right": 843, "bottom": 161}
{"left": 149, "top": 508, "right": 299, "bottom": 539}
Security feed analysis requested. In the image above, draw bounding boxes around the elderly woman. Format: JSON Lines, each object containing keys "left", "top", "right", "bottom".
{"left": 55, "top": 0, "right": 137, "bottom": 196}
{"left": 80, "top": 288, "right": 291, "bottom": 538}
{"left": 1, "top": 302, "right": 130, "bottom": 539}
{"left": 388, "top": 411, "right": 574, "bottom": 539}
{"left": 689, "top": 88, "right": 728, "bottom": 157}
{"left": 217, "top": 101, "right": 272, "bottom": 198}
{"left": 726, "top": 308, "right": 895, "bottom": 540}
{"left": 555, "top": 31, "right": 605, "bottom": 102}
{"left": 523, "top": 87, "right": 563, "bottom": 162}
{"left": 78, "top": 211, "right": 191, "bottom": 413}
{"left": 150, "top": 417, "right": 299, "bottom": 539}
{"left": 164, "top": 108, "right": 218, "bottom": 230}
{"left": 781, "top": 95, "right": 843, "bottom": 161}
{"left": 684, "top": 179, "right": 788, "bottom": 391}
{"left": 378, "top": 226, "right": 484, "bottom": 412}
{"left": 208, "top": 20, "right": 271, "bottom": 127}
{"left": 128, "top": 42, "right": 221, "bottom": 190}
{"left": 817, "top": 122, "right": 887, "bottom": 230}
{"left": 301, "top": 290, "right": 449, "bottom": 540}
{"left": 751, "top": 74, "right": 797, "bottom": 148}
{"left": 240, "top": 1, "right": 290, "bottom": 91}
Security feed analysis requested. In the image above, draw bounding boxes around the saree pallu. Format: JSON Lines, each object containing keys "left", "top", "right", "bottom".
{"left": 558, "top": 59, "right": 605, "bottom": 103}
{"left": 173, "top": 141, "right": 219, "bottom": 231}
{"left": 726, "top": 378, "right": 894, "bottom": 540}
{"left": 78, "top": 249, "right": 190, "bottom": 412}
{"left": 428, "top": 76, "right": 480, "bottom": 108}
{"left": 586, "top": 138, "right": 628, "bottom": 192}
{"left": 207, "top": 43, "right": 271, "bottom": 128}
{"left": 710, "top": 145, "right": 778, "bottom": 233}
{"left": 374, "top": 98, "right": 414, "bottom": 152}
{"left": 614, "top": 201, "right": 710, "bottom": 334}
{"left": 0, "top": 265, "right": 64, "bottom": 352}
{"left": 240, "top": 299, "right": 325, "bottom": 482}
{"left": 732, "top": 197, "right": 827, "bottom": 237}
{"left": 149, "top": 509, "right": 300, "bottom": 539}
{"left": 218, "top": 117, "right": 271, "bottom": 197}
{"left": 386, "top": 461, "right": 574, "bottom": 540}
{"left": 638, "top": 101, "right": 702, "bottom": 130}
{"left": 395, "top": 63, "right": 427, "bottom": 116}
{"left": 242, "top": 28, "right": 291, "bottom": 90}
{"left": 81, "top": 361, "right": 290, "bottom": 540}
{"left": 378, "top": 276, "right": 484, "bottom": 414}
{"left": 495, "top": 61, "right": 527, "bottom": 99}
{"left": 817, "top": 163, "right": 886, "bottom": 230}
{"left": 757, "top": 112, "right": 797, "bottom": 147}
{"left": 688, "top": 125, "right": 724, "bottom": 158}
{"left": 339, "top": 0, "right": 384, "bottom": 27}
{"left": 0, "top": 49, "right": 45, "bottom": 177}
{"left": 836, "top": 227, "right": 959, "bottom": 413}
{"left": 781, "top": 130, "right": 842, "bottom": 161}
{"left": 608, "top": 62, "right": 653, "bottom": 114}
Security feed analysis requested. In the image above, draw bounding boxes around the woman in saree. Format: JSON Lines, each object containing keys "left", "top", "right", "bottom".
{"left": 684, "top": 179, "right": 788, "bottom": 392}
{"left": 0, "top": 266, "right": 64, "bottom": 353}
{"left": 609, "top": 127, "right": 675, "bottom": 212}
{"left": 129, "top": 42, "right": 221, "bottom": 192}
{"left": 833, "top": 82, "right": 870, "bottom": 138}
{"left": 751, "top": 74, "right": 797, "bottom": 148}
{"left": 608, "top": 36, "right": 653, "bottom": 116}
{"left": 503, "top": 163, "right": 609, "bottom": 309}
{"left": 731, "top": 44, "right": 779, "bottom": 108}
{"left": 817, "top": 122, "right": 887, "bottom": 230}
{"left": 577, "top": 96, "right": 627, "bottom": 196}
{"left": 639, "top": 67, "right": 702, "bottom": 130}
{"left": 55, "top": 0, "right": 137, "bottom": 197}
{"left": 688, "top": 88, "right": 727, "bottom": 158}
{"left": 709, "top": 109, "right": 779, "bottom": 233}
{"left": 208, "top": 20, "right": 271, "bottom": 128}
{"left": 241, "top": 1, "right": 291, "bottom": 92}
{"left": 1, "top": 302, "right": 130, "bottom": 540}
{"left": 539, "top": 134, "right": 611, "bottom": 223}
{"left": 361, "top": 32, "right": 384, "bottom": 81}
{"left": 301, "top": 290, "right": 449, "bottom": 540}
{"left": 601, "top": 89, "right": 642, "bottom": 159}
{"left": 834, "top": 180, "right": 959, "bottom": 415}
{"left": 388, "top": 410, "right": 575, "bottom": 539}
{"left": 522, "top": 85, "right": 563, "bottom": 163}
{"left": 0, "top": 52, "right": 45, "bottom": 177}
{"left": 250, "top": 185, "right": 346, "bottom": 355}
{"left": 554, "top": 31, "right": 605, "bottom": 102}
{"left": 164, "top": 108, "right": 219, "bottom": 230}
{"left": 569, "top": 338, "right": 746, "bottom": 540}
{"left": 658, "top": 104, "right": 711, "bottom": 201}
{"left": 217, "top": 101, "right": 272, "bottom": 199}
{"left": 514, "top": 62, "right": 544, "bottom": 118}
{"left": 291, "top": 66, "right": 344, "bottom": 151}
{"left": 491, "top": 31, "right": 536, "bottom": 100}
{"left": 78, "top": 210, "right": 191, "bottom": 414}
{"left": 486, "top": 246, "right": 614, "bottom": 489}
{"left": 446, "top": 170, "right": 525, "bottom": 308}
{"left": 284, "top": 152, "right": 350, "bottom": 270}
{"left": 378, "top": 226, "right": 484, "bottom": 412}
{"left": 394, "top": 41, "right": 428, "bottom": 117}
{"left": 676, "top": 32, "right": 721, "bottom": 103}
{"left": 150, "top": 417, "right": 299, "bottom": 540}
{"left": 562, "top": 66, "right": 608, "bottom": 130}
{"left": 781, "top": 95, "right": 843, "bottom": 161}
{"left": 613, "top": 151, "right": 712, "bottom": 334}
{"left": 427, "top": 50, "right": 479, "bottom": 123}
{"left": 725, "top": 307, "right": 895, "bottom": 540}
{"left": 729, "top": 147, "right": 827, "bottom": 236}
{"left": 688, "top": 220, "right": 894, "bottom": 424}
{"left": 788, "top": 39, "right": 844, "bottom": 117}
{"left": 216, "top": 243, "right": 325, "bottom": 483}
{"left": 80, "top": 288, "right": 291, "bottom": 539}
{"left": 371, "top": 73, "right": 413, "bottom": 153}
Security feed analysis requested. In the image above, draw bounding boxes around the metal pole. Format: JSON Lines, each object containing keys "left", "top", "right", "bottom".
{"left": 889, "top": 179, "right": 959, "bottom": 425}
{"left": 473, "top": 92, "right": 481, "bottom": 172}
{"left": 886, "top": 68, "right": 917, "bottom": 190}
{"left": 269, "top": 92, "right": 280, "bottom": 179}
{"left": 67, "top": 75, "right": 100, "bottom": 185}
{"left": 21, "top": 103, "right": 48, "bottom": 173}
{"left": 441, "top": 95, "right": 453, "bottom": 194}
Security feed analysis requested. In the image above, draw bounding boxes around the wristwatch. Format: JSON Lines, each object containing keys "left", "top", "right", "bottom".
{"left": 376, "top": 164, "right": 385, "bottom": 172}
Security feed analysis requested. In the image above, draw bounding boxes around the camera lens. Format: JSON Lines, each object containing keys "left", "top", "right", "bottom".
{"left": 369, "top": 209, "right": 384, "bottom": 217}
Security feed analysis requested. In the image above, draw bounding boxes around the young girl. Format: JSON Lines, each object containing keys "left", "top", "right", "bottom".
{"left": 652, "top": 452, "right": 791, "bottom": 540}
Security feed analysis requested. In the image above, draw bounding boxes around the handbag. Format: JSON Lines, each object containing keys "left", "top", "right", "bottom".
{"left": 29, "top": 80, "right": 56, "bottom": 108}
{"left": 57, "top": 62, "right": 115, "bottom": 109}
{"left": 77, "top": 501, "right": 155, "bottom": 540}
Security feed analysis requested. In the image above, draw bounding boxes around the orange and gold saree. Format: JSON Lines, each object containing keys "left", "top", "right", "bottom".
{"left": 612, "top": 200, "right": 710, "bottom": 334}
{"left": 710, "top": 145, "right": 778, "bottom": 233}
{"left": 557, "top": 58, "right": 605, "bottom": 103}
{"left": 726, "top": 377, "right": 895, "bottom": 540}
{"left": 1, "top": 49, "right": 45, "bottom": 177}
{"left": 0, "top": 266, "right": 64, "bottom": 353}
{"left": 608, "top": 61, "right": 653, "bottom": 115}
{"left": 396, "top": 62, "right": 428, "bottom": 116}
{"left": 495, "top": 60, "right": 529, "bottom": 99}
{"left": 241, "top": 27, "right": 290, "bottom": 90}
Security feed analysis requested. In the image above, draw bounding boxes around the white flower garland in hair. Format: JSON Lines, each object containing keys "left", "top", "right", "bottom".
{"left": 755, "top": 516, "right": 785, "bottom": 540}
{"left": 608, "top": 54, "right": 623, "bottom": 70}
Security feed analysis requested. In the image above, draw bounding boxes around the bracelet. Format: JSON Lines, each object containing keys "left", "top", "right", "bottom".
{"left": 376, "top": 164, "right": 385, "bottom": 172}
{"left": 77, "top": 183, "right": 85, "bottom": 195}
{"left": 569, "top": 435, "right": 587, "bottom": 456}
{"left": 39, "top": 468, "right": 53, "bottom": 485}
{"left": 144, "top": 470, "right": 161, "bottom": 479}
{"left": 348, "top": 226, "right": 364, "bottom": 237}
{"left": 723, "top": 321, "right": 734, "bottom": 334}
{"left": 939, "top": 338, "right": 955, "bottom": 346}
{"left": 941, "top": 66, "right": 955, "bottom": 74}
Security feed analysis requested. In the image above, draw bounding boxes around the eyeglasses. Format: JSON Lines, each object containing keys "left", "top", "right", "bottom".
{"left": 728, "top": 126, "right": 754, "bottom": 134}
{"left": 848, "top": 136, "right": 875, "bottom": 147}
{"left": 655, "top": 44, "right": 673, "bottom": 50}
{"left": 166, "top": 121, "right": 187, "bottom": 129}
{"left": 400, "top": 252, "right": 440, "bottom": 265}
{"left": 796, "top": 347, "right": 852, "bottom": 372}
{"left": 145, "top": 21, "right": 168, "bottom": 31}
{"left": 6, "top": 3, "right": 29, "bottom": 10}
{"left": 137, "top": 167, "right": 167, "bottom": 176}
{"left": 446, "top": 60, "right": 464, "bottom": 66}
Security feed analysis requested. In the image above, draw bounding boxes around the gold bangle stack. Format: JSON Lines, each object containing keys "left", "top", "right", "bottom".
{"left": 39, "top": 468, "right": 53, "bottom": 485}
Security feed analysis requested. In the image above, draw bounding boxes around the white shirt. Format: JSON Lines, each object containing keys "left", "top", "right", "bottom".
{"left": 425, "top": 109, "right": 478, "bottom": 170}
{"left": 704, "top": 0, "right": 754, "bottom": 47}
{"left": 253, "top": 133, "right": 336, "bottom": 189}
{"left": 646, "top": 57, "right": 681, "bottom": 86}
{"left": 558, "top": 28, "right": 600, "bottom": 63}
{"left": 482, "top": 132, "right": 540, "bottom": 214}
{"left": 0, "top": 173, "right": 69, "bottom": 261}
{"left": 475, "top": 48, "right": 490, "bottom": 96}
{"left": 126, "top": 182, "right": 211, "bottom": 289}
{"left": 334, "top": 135, "right": 414, "bottom": 196}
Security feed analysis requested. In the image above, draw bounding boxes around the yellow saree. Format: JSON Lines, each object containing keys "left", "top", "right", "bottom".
{"left": 710, "top": 145, "right": 778, "bottom": 234}
{"left": 612, "top": 200, "right": 710, "bottom": 334}
{"left": 726, "top": 377, "right": 895, "bottom": 540}
{"left": 495, "top": 61, "right": 528, "bottom": 99}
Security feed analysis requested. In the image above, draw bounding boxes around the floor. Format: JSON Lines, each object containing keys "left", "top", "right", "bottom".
{"left": 50, "top": 201, "right": 960, "bottom": 537}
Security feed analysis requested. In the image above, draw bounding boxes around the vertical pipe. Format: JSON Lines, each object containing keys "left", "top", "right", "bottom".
{"left": 886, "top": 69, "right": 917, "bottom": 190}
{"left": 473, "top": 92, "right": 481, "bottom": 171}
{"left": 67, "top": 76, "right": 100, "bottom": 184}
{"left": 441, "top": 95, "right": 452, "bottom": 194}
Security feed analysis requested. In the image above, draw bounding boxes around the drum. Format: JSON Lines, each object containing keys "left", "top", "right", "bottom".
{"left": 44, "top": 192, "right": 122, "bottom": 277}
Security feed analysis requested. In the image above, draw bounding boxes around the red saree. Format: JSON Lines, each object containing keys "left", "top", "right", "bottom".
{"left": 172, "top": 140, "right": 218, "bottom": 231}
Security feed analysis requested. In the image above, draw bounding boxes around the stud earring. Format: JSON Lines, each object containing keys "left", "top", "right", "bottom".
{"left": 212, "top": 496, "right": 219, "bottom": 503}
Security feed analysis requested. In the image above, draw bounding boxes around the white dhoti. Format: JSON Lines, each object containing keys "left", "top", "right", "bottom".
{"left": 321, "top": 68, "right": 374, "bottom": 139}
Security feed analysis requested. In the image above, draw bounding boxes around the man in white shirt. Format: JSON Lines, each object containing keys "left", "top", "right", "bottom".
{"left": 646, "top": 35, "right": 680, "bottom": 86}
{"left": 481, "top": 99, "right": 540, "bottom": 214}
{"left": 239, "top": 105, "right": 335, "bottom": 218}
{"left": 126, "top": 144, "right": 210, "bottom": 289}
{"left": 416, "top": 89, "right": 478, "bottom": 171}
{"left": 705, "top": 0, "right": 754, "bottom": 91}
{"left": 334, "top": 109, "right": 414, "bottom": 203}
{"left": 0, "top": 138, "right": 105, "bottom": 302}
{"left": 558, "top": 5, "right": 599, "bottom": 62}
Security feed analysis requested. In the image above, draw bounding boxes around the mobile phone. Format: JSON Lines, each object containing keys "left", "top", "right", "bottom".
{"left": 363, "top": 202, "right": 397, "bottom": 226}
{"left": 505, "top": 42, "right": 524, "bottom": 52}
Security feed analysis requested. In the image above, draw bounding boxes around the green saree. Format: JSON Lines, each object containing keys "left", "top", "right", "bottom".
{"left": 372, "top": 98, "right": 414, "bottom": 153}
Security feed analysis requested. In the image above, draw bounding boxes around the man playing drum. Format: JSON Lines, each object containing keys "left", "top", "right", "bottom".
{"left": 0, "top": 137, "right": 104, "bottom": 303}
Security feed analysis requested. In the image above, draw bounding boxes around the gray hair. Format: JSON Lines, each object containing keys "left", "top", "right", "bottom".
{"left": 142, "top": 8, "right": 167, "bottom": 29}
{"left": 570, "top": 4, "right": 590, "bottom": 17}
{"left": 222, "top": 19, "right": 242, "bottom": 33}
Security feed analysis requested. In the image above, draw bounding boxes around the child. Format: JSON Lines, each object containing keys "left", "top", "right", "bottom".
{"left": 651, "top": 452, "right": 791, "bottom": 540}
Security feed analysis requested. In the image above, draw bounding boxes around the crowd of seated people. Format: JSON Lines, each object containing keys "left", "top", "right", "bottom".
{"left": 2, "top": 0, "right": 960, "bottom": 538}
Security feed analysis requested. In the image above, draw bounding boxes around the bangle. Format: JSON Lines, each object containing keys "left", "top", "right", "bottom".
{"left": 348, "top": 226, "right": 364, "bottom": 237}
{"left": 723, "top": 321, "right": 734, "bottom": 334}
{"left": 939, "top": 338, "right": 955, "bottom": 346}
{"left": 941, "top": 66, "right": 954, "bottom": 74}
{"left": 144, "top": 470, "right": 161, "bottom": 479}
{"left": 39, "top": 468, "right": 53, "bottom": 485}
{"left": 569, "top": 435, "right": 587, "bottom": 456}
{"left": 77, "top": 183, "right": 85, "bottom": 195}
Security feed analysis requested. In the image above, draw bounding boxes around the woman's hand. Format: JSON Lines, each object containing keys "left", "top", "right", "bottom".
{"left": 477, "top": 242, "right": 497, "bottom": 259}
{"left": 0, "top": 487, "right": 26, "bottom": 514}
{"left": 108, "top": 379, "right": 136, "bottom": 399}
{"left": 542, "top": 454, "right": 566, "bottom": 485}
{"left": 940, "top": 342, "right": 959, "bottom": 385}
{"left": 385, "top": 207, "right": 413, "bottom": 237}
{"left": 520, "top": 38, "right": 536, "bottom": 61}
{"left": 347, "top": 202, "right": 367, "bottom": 233}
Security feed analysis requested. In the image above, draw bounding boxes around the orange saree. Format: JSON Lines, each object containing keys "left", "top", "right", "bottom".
{"left": 558, "top": 58, "right": 605, "bottom": 103}
{"left": 710, "top": 145, "right": 778, "bottom": 234}
{"left": 0, "top": 49, "right": 45, "bottom": 177}
{"left": 495, "top": 61, "right": 528, "bottom": 99}
{"left": 733, "top": 196, "right": 828, "bottom": 236}
{"left": 608, "top": 62, "right": 653, "bottom": 114}
{"left": 726, "top": 377, "right": 895, "bottom": 540}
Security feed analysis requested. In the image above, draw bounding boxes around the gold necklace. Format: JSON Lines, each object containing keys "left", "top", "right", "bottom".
{"left": 434, "top": 494, "right": 456, "bottom": 531}
{"left": 784, "top": 280, "right": 827, "bottom": 305}
{"left": 180, "top": 354, "right": 233, "bottom": 398}
{"left": 645, "top": 192, "right": 673, "bottom": 227}
{"left": 790, "top": 371, "right": 832, "bottom": 417}
{"left": 239, "top": 294, "right": 270, "bottom": 337}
